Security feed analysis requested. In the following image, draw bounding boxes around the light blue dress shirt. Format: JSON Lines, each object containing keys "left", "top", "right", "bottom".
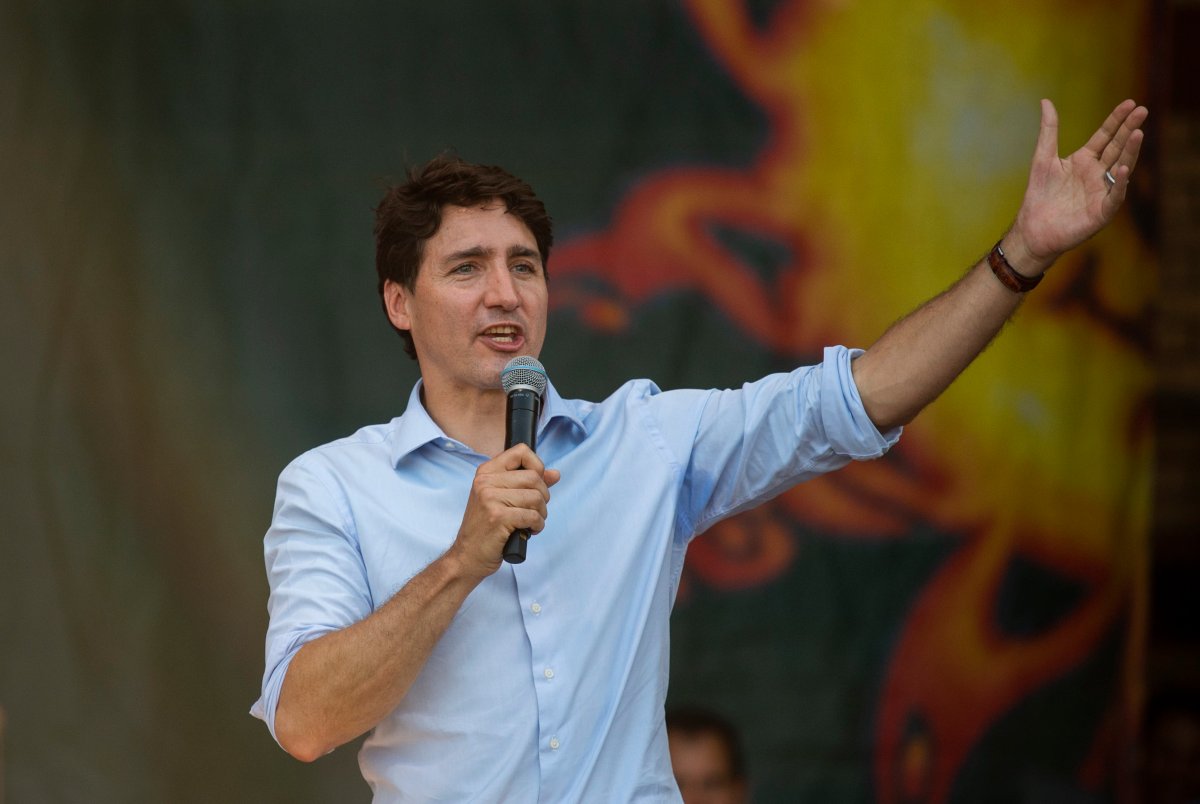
{"left": 253, "top": 345, "right": 899, "bottom": 802}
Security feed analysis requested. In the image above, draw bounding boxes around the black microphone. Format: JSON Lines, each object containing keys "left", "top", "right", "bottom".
{"left": 500, "top": 356, "right": 548, "bottom": 564}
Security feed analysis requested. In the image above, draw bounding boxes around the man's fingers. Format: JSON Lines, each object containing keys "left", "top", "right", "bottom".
{"left": 1100, "top": 130, "right": 1144, "bottom": 211}
{"left": 476, "top": 445, "right": 558, "bottom": 498}
{"left": 1084, "top": 99, "right": 1134, "bottom": 156}
{"left": 1095, "top": 106, "right": 1146, "bottom": 213}
{"left": 480, "top": 443, "right": 547, "bottom": 475}
{"left": 482, "top": 486, "right": 549, "bottom": 518}
{"left": 472, "top": 467, "right": 553, "bottom": 501}
{"left": 473, "top": 485, "right": 550, "bottom": 532}
{"left": 1100, "top": 107, "right": 1147, "bottom": 170}
{"left": 1086, "top": 99, "right": 1139, "bottom": 162}
{"left": 1112, "top": 110, "right": 1148, "bottom": 172}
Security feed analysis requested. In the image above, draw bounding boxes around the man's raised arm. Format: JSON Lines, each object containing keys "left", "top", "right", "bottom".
{"left": 851, "top": 99, "right": 1147, "bottom": 431}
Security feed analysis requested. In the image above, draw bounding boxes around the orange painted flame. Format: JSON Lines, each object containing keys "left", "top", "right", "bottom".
{"left": 874, "top": 523, "right": 1126, "bottom": 803}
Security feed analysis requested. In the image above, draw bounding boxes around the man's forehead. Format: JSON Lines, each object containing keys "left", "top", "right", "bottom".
{"left": 444, "top": 199, "right": 506, "bottom": 216}
{"left": 431, "top": 202, "right": 537, "bottom": 250}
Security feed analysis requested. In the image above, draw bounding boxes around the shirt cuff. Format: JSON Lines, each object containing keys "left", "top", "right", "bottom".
{"left": 821, "top": 345, "right": 902, "bottom": 459}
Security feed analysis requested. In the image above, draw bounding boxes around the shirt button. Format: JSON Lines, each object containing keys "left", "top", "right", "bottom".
{"left": 530, "top": 603, "right": 542, "bottom": 614}
{"left": 549, "top": 737, "right": 560, "bottom": 750}
{"left": 543, "top": 667, "right": 554, "bottom": 679}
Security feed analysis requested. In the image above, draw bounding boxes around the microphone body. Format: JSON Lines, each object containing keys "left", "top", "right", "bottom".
{"left": 502, "top": 388, "right": 540, "bottom": 563}
{"left": 500, "top": 357, "right": 548, "bottom": 564}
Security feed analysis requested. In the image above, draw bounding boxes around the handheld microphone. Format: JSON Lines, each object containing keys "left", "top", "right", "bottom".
{"left": 500, "top": 356, "right": 548, "bottom": 564}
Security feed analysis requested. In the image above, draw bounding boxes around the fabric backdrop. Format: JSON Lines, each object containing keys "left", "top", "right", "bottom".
{"left": 0, "top": 1, "right": 1154, "bottom": 802}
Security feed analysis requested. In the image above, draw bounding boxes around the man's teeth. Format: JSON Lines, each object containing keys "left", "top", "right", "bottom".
{"left": 485, "top": 327, "right": 517, "bottom": 342}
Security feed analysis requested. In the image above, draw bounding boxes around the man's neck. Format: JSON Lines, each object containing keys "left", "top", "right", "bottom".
{"left": 419, "top": 382, "right": 509, "bottom": 458}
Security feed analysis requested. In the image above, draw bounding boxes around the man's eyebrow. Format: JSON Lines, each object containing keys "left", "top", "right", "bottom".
{"left": 508, "top": 245, "right": 540, "bottom": 260}
{"left": 444, "top": 245, "right": 490, "bottom": 263}
{"left": 442, "top": 245, "right": 540, "bottom": 263}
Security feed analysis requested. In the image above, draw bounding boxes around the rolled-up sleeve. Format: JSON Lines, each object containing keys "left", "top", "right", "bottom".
{"left": 652, "top": 344, "right": 901, "bottom": 536}
{"left": 250, "top": 454, "right": 373, "bottom": 744}
{"left": 819, "top": 345, "right": 901, "bottom": 459}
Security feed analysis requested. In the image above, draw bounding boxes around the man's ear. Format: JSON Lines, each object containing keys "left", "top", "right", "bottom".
{"left": 383, "top": 279, "right": 412, "bottom": 332}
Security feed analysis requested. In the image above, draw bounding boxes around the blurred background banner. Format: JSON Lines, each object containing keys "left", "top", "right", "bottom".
{"left": 0, "top": 1, "right": 1156, "bottom": 802}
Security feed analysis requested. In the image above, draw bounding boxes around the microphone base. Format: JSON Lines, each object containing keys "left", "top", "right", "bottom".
{"left": 503, "top": 530, "right": 529, "bottom": 564}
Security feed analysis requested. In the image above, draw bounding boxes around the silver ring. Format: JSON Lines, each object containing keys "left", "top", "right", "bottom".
{"left": 1104, "top": 169, "right": 1116, "bottom": 188}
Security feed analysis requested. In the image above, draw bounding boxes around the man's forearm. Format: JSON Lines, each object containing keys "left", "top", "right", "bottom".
{"left": 273, "top": 550, "right": 481, "bottom": 762}
{"left": 851, "top": 238, "right": 1044, "bottom": 431}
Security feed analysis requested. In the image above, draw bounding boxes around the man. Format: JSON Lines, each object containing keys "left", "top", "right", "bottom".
{"left": 667, "top": 708, "right": 749, "bottom": 804}
{"left": 252, "top": 99, "right": 1146, "bottom": 801}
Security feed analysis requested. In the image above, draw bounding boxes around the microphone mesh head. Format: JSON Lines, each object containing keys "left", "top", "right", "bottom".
{"left": 501, "top": 356, "right": 548, "bottom": 395}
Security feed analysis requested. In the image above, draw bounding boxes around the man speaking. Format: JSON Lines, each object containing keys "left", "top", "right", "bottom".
{"left": 252, "top": 99, "right": 1146, "bottom": 801}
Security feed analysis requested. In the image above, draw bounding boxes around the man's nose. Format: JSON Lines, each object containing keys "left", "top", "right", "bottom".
{"left": 484, "top": 267, "right": 520, "bottom": 310}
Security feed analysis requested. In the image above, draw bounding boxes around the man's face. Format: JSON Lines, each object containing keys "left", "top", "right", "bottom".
{"left": 669, "top": 731, "right": 747, "bottom": 804}
{"left": 385, "top": 201, "right": 547, "bottom": 398}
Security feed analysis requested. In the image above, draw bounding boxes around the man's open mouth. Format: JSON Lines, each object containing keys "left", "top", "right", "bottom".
{"left": 481, "top": 325, "right": 520, "bottom": 344}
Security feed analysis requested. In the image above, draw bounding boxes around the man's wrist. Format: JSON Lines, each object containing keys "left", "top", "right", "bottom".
{"left": 437, "top": 539, "right": 498, "bottom": 588}
{"left": 988, "top": 240, "right": 1042, "bottom": 293}
{"left": 998, "top": 229, "right": 1055, "bottom": 279}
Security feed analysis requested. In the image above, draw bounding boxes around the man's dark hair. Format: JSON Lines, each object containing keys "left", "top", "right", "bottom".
{"left": 373, "top": 154, "right": 554, "bottom": 359}
{"left": 666, "top": 706, "right": 748, "bottom": 781}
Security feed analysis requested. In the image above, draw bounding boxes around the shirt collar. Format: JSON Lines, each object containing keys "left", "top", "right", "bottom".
{"left": 390, "top": 377, "right": 590, "bottom": 467}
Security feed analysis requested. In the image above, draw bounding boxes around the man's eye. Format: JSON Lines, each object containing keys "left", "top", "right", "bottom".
{"left": 452, "top": 263, "right": 476, "bottom": 274}
{"left": 513, "top": 262, "right": 536, "bottom": 274}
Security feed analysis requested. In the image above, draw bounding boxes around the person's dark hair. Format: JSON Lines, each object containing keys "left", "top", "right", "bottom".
{"left": 666, "top": 706, "right": 747, "bottom": 781}
{"left": 374, "top": 154, "right": 554, "bottom": 359}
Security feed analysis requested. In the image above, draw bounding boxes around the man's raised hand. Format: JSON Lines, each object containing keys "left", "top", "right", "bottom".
{"left": 1007, "top": 98, "right": 1148, "bottom": 274}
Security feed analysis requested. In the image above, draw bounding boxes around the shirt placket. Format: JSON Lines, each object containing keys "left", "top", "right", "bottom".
{"left": 514, "top": 572, "right": 574, "bottom": 799}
